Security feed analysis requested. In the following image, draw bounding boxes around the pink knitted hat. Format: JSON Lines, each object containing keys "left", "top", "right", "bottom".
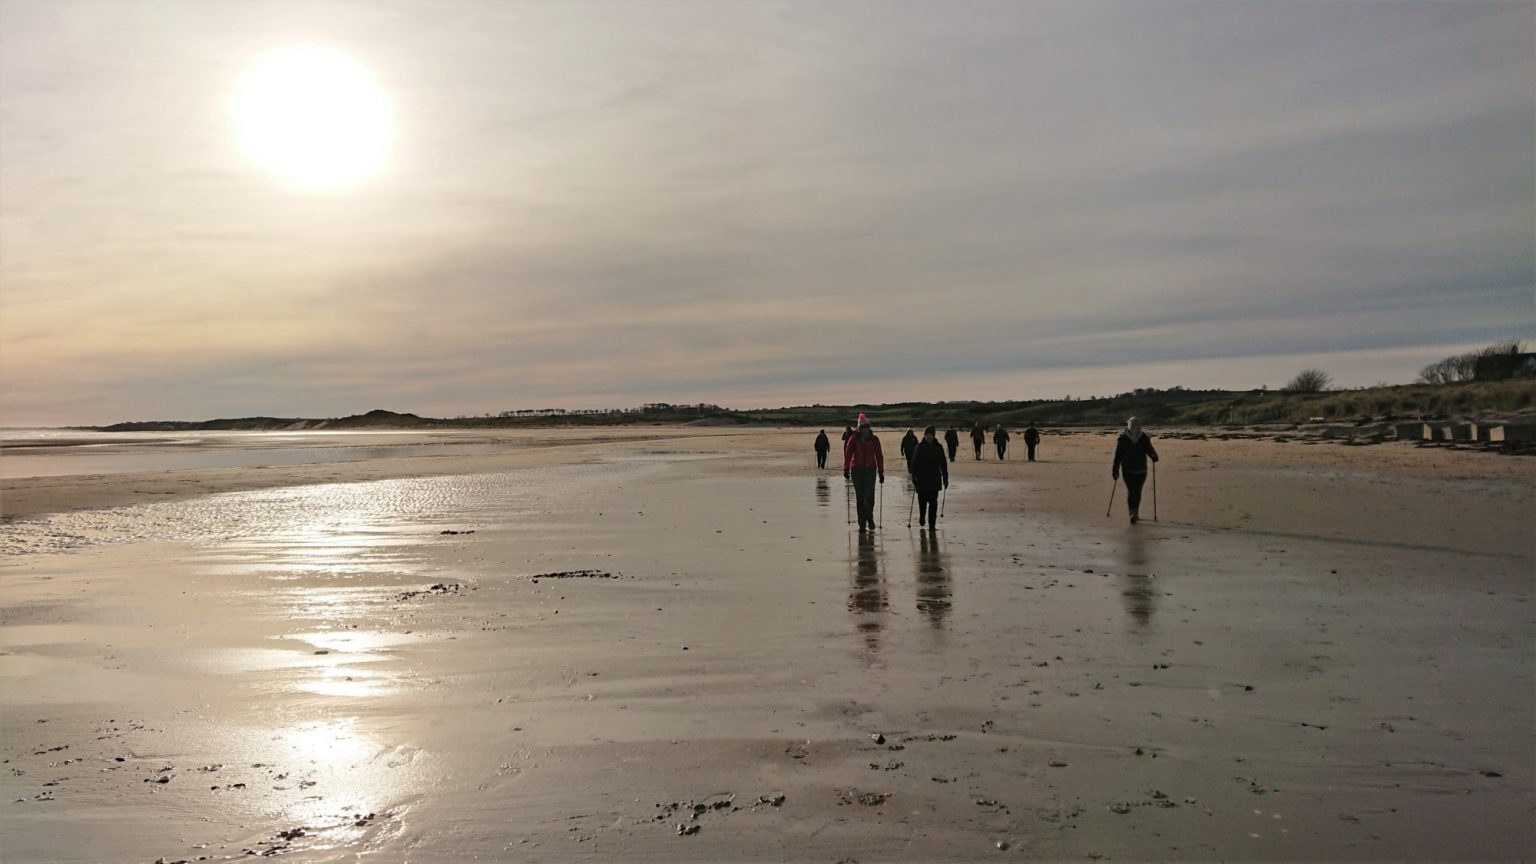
{"left": 857, "top": 413, "right": 870, "bottom": 427}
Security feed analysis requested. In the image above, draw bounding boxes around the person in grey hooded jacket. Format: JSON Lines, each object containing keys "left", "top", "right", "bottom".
{"left": 1111, "top": 417, "right": 1159, "bottom": 524}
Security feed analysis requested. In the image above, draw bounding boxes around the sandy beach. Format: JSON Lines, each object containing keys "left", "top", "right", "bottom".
{"left": 2, "top": 427, "right": 1532, "bottom": 862}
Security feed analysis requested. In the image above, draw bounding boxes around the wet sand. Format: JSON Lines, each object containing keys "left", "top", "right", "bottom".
{"left": 2, "top": 428, "right": 1532, "bottom": 861}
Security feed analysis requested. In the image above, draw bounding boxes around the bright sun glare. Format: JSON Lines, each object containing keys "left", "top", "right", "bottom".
{"left": 232, "top": 45, "right": 393, "bottom": 192}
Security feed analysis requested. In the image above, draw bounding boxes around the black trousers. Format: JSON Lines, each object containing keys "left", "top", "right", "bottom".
{"left": 816, "top": 450, "right": 828, "bottom": 469}
{"left": 946, "top": 442, "right": 957, "bottom": 461}
{"left": 917, "top": 488, "right": 939, "bottom": 524}
{"left": 973, "top": 441, "right": 982, "bottom": 459}
{"left": 996, "top": 442, "right": 1006, "bottom": 460}
{"left": 852, "top": 468, "right": 878, "bottom": 528}
{"left": 1124, "top": 471, "right": 1147, "bottom": 515}
{"left": 1026, "top": 443, "right": 1036, "bottom": 461}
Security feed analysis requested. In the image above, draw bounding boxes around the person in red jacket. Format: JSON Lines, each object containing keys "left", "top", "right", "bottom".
{"left": 843, "top": 413, "right": 885, "bottom": 531}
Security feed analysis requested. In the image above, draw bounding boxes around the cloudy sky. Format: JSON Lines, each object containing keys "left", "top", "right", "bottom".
{"left": 1, "top": 0, "right": 1531, "bottom": 425}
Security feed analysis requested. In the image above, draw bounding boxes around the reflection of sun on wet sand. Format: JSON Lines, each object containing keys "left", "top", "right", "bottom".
{"left": 1, "top": 427, "right": 1531, "bottom": 861}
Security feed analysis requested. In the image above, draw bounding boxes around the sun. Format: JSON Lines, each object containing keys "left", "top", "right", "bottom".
{"left": 232, "top": 45, "right": 393, "bottom": 192}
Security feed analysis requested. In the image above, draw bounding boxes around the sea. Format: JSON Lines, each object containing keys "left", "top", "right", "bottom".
{"left": 0, "top": 428, "right": 586, "bottom": 557}
{"left": 0, "top": 428, "right": 514, "bottom": 480}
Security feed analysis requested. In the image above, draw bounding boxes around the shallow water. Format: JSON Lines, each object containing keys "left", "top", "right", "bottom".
{"left": 0, "top": 429, "right": 519, "bottom": 479}
{"left": 0, "top": 462, "right": 619, "bottom": 555}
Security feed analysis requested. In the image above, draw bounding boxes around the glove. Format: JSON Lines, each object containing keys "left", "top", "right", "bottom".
{"left": 843, "top": 470, "right": 850, "bottom": 480}
{"left": 1112, "top": 470, "right": 1119, "bottom": 481}
{"left": 943, "top": 479, "right": 949, "bottom": 490}
{"left": 878, "top": 472, "right": 885, "bottom": 484}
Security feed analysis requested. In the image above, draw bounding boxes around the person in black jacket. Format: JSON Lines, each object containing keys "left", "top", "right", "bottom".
{"left": 1111, "top": 417, "right": 1160, "bottom": 524}
{"left": 1023, "top": 425, "right": 1041, "bottom": 462}
{"left": 993, "top": 425, "right": 1010, "bottom": 460}
{"left": 814, "top": 429, "right": 831, "bottom": 469}
{"left": 910, "top": 426, "right": 949, "bottom": 529}
{"left": 943, "top": 427, "right": 960, "bottom": 462}
{"left": 900, "top": 429, "right": 919, "bottom": 472}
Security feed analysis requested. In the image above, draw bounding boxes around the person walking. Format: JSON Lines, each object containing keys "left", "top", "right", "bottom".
{"left": 944, "top": 427, "right": 960, "bottom": 462}
{"left": 843, "top": 414, "right": 885, "bottom": 531}
{"left": 814, "top": 429, "right": 831, "bottom": 470}
{"left": 1111, "top": 417, "right": 1160, "bottom": 524}
{"left": 970, "top": 423, "right": 986, "bottom": 460}
{"left": 841, "top": 425, "right": 855, "bottom": 443}
{"left": 900, "top": 428, "right": 919, "bottom": 473}
{"left": 910, "top": 426, "right": 949, "bottom": 529}
{"left": 993, "top": 425, "right": 1010, "bottom": 461}
{"left": 1023, "top": 425, "right": 1041, "bottom": 462}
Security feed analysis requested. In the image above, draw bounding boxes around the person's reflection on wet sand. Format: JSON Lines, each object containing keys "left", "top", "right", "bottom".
{"left": 849, "top": 532, "right": 886, "bottom": 653}
{"left": 815, "top": 476, "right": 830, "bottom": 507}
{"left": 915, "top": 530, "right": 951, "bottom": 628}
{"left": 1119, "top": 526, "right": 1158, "bottom": 628}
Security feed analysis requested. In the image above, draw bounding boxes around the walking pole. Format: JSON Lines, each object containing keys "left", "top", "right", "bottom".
{"left": 1152, "top": 461, "right": 1158, "bottom": 521}
{"left": 940, "top": 486, "right": 946, "bottom": 519}
{"left": 1105, "top": 477, "right": 1118, "bottom": 517}
{"left": 845, "top": 476, "right": 852, "bottom": 525}
{"left": 878, "top": 480, "right": 884, "bottom": 529}
{"left": 907, "top": 489, "right": 915, "bottom": 528}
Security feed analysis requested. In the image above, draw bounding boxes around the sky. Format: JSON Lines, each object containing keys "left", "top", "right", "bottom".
{"left": 1, "top": 0, "right": 1532, "bottom": 426}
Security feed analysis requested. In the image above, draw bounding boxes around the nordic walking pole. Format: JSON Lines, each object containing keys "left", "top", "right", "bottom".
{"left": 879, "top": 479, "right": 884, "bottom": 529}
{"left": 940, "top": 486, "right": 946, "bottom": 518}
{"left": 907, "top": 488, "right": 915, "bottom": 527}
{"left": 845, "top": 476, "right": 852, "bottom": 525}
{"left": 1105, "top": 476, "right": 1118, "bottom": 517}
{"left": 1152, "top": 461, "right": 1159, "bottom": 521}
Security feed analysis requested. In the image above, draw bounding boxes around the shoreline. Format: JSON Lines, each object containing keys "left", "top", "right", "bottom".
{"left": 0, "top": 428, "right": 744, "bottom": 520}
{"left": 3, "top": 423, "right": 1528, "bottom": 520}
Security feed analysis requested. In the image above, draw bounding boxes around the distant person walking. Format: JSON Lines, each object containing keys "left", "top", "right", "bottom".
{"left": 1111, "top": 417, "right": 1160, "bottom": 524}
{"left": 900, "top": 429, "right": 919, "bottom": 473}
{"left": 1023, "top": 425, "right": 1040, "bottom": 461}
{"left": 910, "top": 426, "right": 949, "bottom": 529}
{"left": 814, "top": 429, "right": 831, "bottom": 470}
{"left": 843, "top": 414, "right": 885, "bottom": 531}
{"left": 842, "top": 425, "right": 855, "bottom": 443}
{"left": 944, "top": 427, "right": 960, "bottom": 462}
{"left": 993, "top": 426, "right": 1010, "bottom": 460}
{"left": 970, "top": 424, "right": 986, "bottom": 460}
